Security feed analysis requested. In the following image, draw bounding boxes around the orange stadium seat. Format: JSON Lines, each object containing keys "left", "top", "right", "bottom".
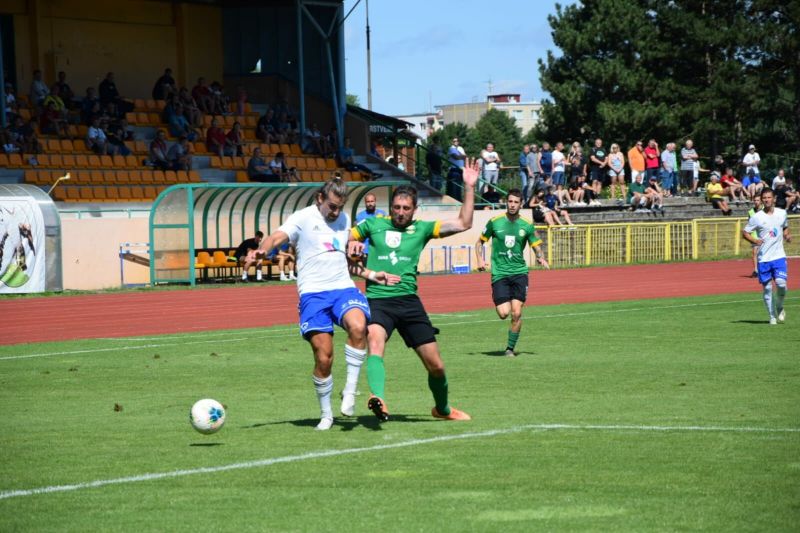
{"left": 76, "top": 154, "right": 89, "bottom": 167}
{"left": 36, "top": 154, "right": 51, "bottom": 167}
{"left": 134, "top": 98, "right": 146, "bottom": 111}
{"left": 153, "top": 170, "right": 165, "bottom": 184}
{"left": 79, "top": 186, "right": 94, "bottom": 201}
{"left": 8, "top": 153, "right": 23, "bottom": 167}
{"left": 52, "top": 187, "right": 67, "bottom": 202}
{"left": 134, "top": 141, "right": 148, "bottom": 154}
{"left": 143, "top": 186, "right": 157, "bottom": 199}
{"left": 128, "top": 170, "right": 142, "bottom": 184}
{"left": 103, "top": 170, "right": 116, "bottom": 183}
{"left": 106, "top": 186, "right": 120, "bottom": 202}
{"left": 112, "top": 155, "right": 126, "bottom": 168}
{"left": 126, "top": 112, "right": 137, "bottom": 124}
{"left": 74, "top": 140, "right": 88, "bottom": 153}
{"left": 141, "top": 170, "right": 155, "bottom": 184}
{"left": 176, "top": 170, "right": 188, "bottom": 183}
{"left": 125, "top": 155, "right": 139, "bottom": 168}
{"left": 24, "top": 170, "right": 37, "bottom": 183}
{"left": 45, "top": 139, "right": 60, "bottom": 152}
{"left": 189, "top": 171, "right": 201, "bottom": 183}
{"left": 148, "top": 113, "right": 160, "bottom": 126}
{"left": 0, "top": 154, "right": 8, "bottom": 167}
{"left": 100, "top": 155, "right": 113, "bottom": 167}
{"left": 235, "top": 171, "right": 248, "bottom": 183}
{"left": 62, "top": 154, "right": 76, "bottom": 168}
{"left": 66, "top": 187, "right": 81, "bottom": 202}
{"left": 90, "top": 170, "right": 104, "bottom": 184}
{"left": 164, "top": 170, "right": 177, "bottom": 184}
{"left": 87, "top": 155, "right": 101, "bottom": 168}
{"left": 118, "top": 186, "right": 132, "bottom": 201}
{"left": 92, "top": 187, "right": 107, "bottom": 201}
{"left": 116, "top": 170, "right": 129, "bottom": 184}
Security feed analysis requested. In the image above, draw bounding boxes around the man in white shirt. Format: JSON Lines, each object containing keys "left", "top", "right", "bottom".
{"left": 86, "top": 117, "right": 108, "bottom": 155}
{"left": 481, "top": 143, "right": 501, "bottom": 193}
{"left": 251, "top": 178, "right": 399, "bottom": 429}
{"left": 742, "top": 144, "right": 761, "bottom": 178}
{"left": 551, "top": 141, "right": 567, "bottom": 193}
{"left": 742, "top": 188, "right": 791, "bottom": 325}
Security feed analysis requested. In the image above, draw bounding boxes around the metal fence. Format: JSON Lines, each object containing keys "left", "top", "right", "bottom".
{"left": 541, "top": 216, "right": 799, "bottom": 268}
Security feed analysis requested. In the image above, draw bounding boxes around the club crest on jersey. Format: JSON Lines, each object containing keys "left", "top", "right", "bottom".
{"left": 385, "top": 231, "right": 402, "bottom": 248}
{"left": 519, "top": 229, "right": 525, "bottom": 237}
{"left": 504, "top": 235, "right": 516, "bottom": 248}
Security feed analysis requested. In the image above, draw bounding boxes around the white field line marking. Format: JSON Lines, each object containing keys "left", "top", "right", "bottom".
{"left": 100, "top": 327, "right": 298, "bottom": 342}
{"left": 3, "top": 296, "right": 796, "bottom": 362}
{"left": 1, "top": 422, "right": 797, "bottom": 501}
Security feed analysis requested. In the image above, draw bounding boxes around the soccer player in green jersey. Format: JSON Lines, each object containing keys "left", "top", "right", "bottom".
{"left": 475, "top": 188, "right": 549, "bottom": 357}
{"left": 349, "top": 165, "right": 480, "bottom": 422}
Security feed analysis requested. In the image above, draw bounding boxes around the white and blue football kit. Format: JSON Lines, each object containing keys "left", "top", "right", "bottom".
{"left": 278, "top": 205, "right": 369, "bottom": 337}
{"left": 744, "top": 207, "right": 789, "bottom": 323}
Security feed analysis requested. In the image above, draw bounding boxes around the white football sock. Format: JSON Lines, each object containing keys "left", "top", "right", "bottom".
{"left": 241, "top": 271, "right": 248, "bottom": 280}
{"left": 312, "top": 374, "right": 333, "bottom": 420}
{"left": 762, "top": 283, "right": 774, "bottom": 319}
{"left": 343, "top": 344, "right": 366, "bottom": 396}
{"left": 256, "top": 270, "right": 262, "bottom": 281}
{"left": 775, "top": 278, "right": 787, "bottom": 312}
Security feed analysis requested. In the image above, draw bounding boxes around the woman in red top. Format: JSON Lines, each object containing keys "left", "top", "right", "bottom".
{"left": 720, "top": 167, "right": 746, "bottom": 203}
{"left": 225, "top": 121, "right": 244, "bottom": 156}
{"left": 644, "top": 139, "right": 660, "bottom": 182}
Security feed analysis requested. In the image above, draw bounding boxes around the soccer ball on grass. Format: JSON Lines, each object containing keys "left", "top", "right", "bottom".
{"left": 190, "top": 398, "right": 226, "bottom": 434}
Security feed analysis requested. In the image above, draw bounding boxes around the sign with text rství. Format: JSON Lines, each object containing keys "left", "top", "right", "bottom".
{"left": 0, "top": 197, "right": 46, "bottom": 293}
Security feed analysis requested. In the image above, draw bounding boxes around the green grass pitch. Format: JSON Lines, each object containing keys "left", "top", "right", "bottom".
{"left": 1, "top": 293, "right": 798, "bottom": 531}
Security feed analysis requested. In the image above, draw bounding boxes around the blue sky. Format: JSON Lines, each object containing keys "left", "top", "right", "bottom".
{"left": 342, "top": 0, "right": 573, "bottom": 115}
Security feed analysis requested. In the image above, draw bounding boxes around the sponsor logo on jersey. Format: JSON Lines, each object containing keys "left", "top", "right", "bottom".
{"left": 390, "top": 251, "right": 398, "bottom": 265}
{"left": 406, "top": 224, "right": 416, "bottom": 234}
{"left": 385, "top": 231, "right": 402, "bottom": 248}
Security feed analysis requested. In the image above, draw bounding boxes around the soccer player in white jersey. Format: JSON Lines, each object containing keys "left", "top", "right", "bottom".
{"left": 742, "top": 188, "right": 792, "bottom": 325}
{"left": 250, "top": 178, "right": 399, "bottom": 430}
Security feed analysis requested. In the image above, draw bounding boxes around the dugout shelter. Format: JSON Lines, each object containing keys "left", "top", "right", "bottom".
{"left": 149, "top": 180, "right": 407, "bottom": 285}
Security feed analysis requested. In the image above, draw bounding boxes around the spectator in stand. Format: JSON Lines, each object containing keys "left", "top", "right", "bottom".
{"left": 544, "top": 185, "right": 573, "bottom": 224}
{"left": 482, "top": 185, "right": 502, "bottom": 207}
{"left": 209, "top": 81, "right": 229, "bottom": 115}
{"left": 720, "top": 167, "right": 746, "bottom": 203}
{"left": 225, "top": 121, "right": 245, "bottom": 156}
{"left": 152, "top": 68, "right": 176, "bottom": 101}
{"left": 4, "top": 83, "right": 20, "bottom": 120}
{"left": 177, "top": 87, "right": 202, "bottom": 127}
{"left": 680, "top": 139, "right": 699, "bottom": 195}
{"left": 107, "top": 117, "right": 132, "bottom": 156}
{"left": 326, "top": 127, "right": 339, "bottom": 155}
{"left": 526, "top": 143, "right": 542, "bottom": 201}
{"left": 551, "top": 141, "right": 568, "bottom": 200}
{"left": 205, "top": 117, "right": 227, "bottom": 157}
{"left": 191, "top": 77, "right": 213, "bottom": 114}
{"left": 608, "top": 143, "right": 626, "bottom": 203}
{"left": 42, "top": 85, "right": 69, "bottom": 122}
{"left": 644, "top": 139, "right": 660, "bottom": 182}
{"left": 518, "top": 145, "right": 531, "bottom": 196}
{"left": 481, "top": 143, "right": 501, "bottom": 193}
{"left": 530, "top": 188, "right": 571, "bottom": 226}
{"left": 39, "top": 100, "right": 70, "bottom": 139}
{"left": 742, "top": 168, "right": 764, "bottom": 200}
{"left": 29, "top": 69, "right": 49, "bottom": 109}
{"left": 168, "top": 103, "right": 198, "bottom": 141}
{"left": 149, "top": 129, "right": 170, "bottom": 170}
{"left": 236, "top": 230, "right": 264, "bottom": 282}
{"left": 86, "top": 117, "right": 110, "bottom": 155}
{"left": 303, "top": 122, "right": 328, "bottom": 156}
{"left": 339, "top": 137, "right": 377, "bottom": 179}
{"left": 167, "top": 136, "right": 192, "bottom": 171}
{"left": 646, "top": 175, "right": 665, "bottom": 212}
{"left": 706, "top": 173, "right": 731, "bottom": 215}
{"left": 80, "top": 87, "right": 100, "bottom": 125}
{"left": 98, "top": 72, "right": 133, "bottom": 117}
{"left": 538, "top": 142, "right": 553, "bottom": 185}
{"left": 53, "top": 71, "right": 75, "bottom": 109}
{"left": 269, "top": 151, "right": 298, "bottom": 182}
{"left": 256, "top": 109, "right": 278, "bottom": 144}
{"left": 627, "top": 173, "right": 652, "bottom": 211}
{"left": 426, "top": 140, "right": 444, "bottom": 191}
{"left": 568, "top": 145, "right": 587, "bottom": 196}
{"left": 446, "top": 136, "right": 467, "bottom": 201}
{"left": 741, "top": 144, "right": 761, "bottom": 181}
{"left": 247, "top": 147, "right": 277, "bottom": 182}
{"left": 660, "top": 142, "right": 677, "bottom": 197}
{"left": 11, "top": 116, "right": 42, "bottom": 156}
{"left": 772, "top": 170, "right": 798, "bottom": 212}
{"left": 567, "top": 171, "right": 587, "bottom": 206}
{"left": 588, "top": 138, "right": 608, "bottom": 196}
{"left": 628, "top": 140, "right": 645, "bottom": 184}
{"left": 276, "top": 112, "right": 295, "bottom": 144}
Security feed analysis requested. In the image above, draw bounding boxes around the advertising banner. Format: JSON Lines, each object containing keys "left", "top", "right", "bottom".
{"left": 0, "top": 198, "right": 46, "bottom": 293}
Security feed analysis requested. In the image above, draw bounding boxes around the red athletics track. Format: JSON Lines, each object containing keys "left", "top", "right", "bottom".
{"left": 1, "top": 258, "right": 797, "bottom": 346}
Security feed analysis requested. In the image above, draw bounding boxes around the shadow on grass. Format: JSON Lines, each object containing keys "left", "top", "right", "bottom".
{"left": 243, "top": 414, "right": 434, "bottom": 432}
{"left": 732, "top": 319, "right": 771, "bottom": 324}
{"left": 189, "top": 442, "right": 224, "bottom": 447}
{"left": 476, "top": 350, "right": 531, "bottom": 357}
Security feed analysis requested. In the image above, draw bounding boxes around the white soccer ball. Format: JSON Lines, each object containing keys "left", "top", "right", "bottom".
{"left": 189, "top": 398, "right": 226, "bottom": 434}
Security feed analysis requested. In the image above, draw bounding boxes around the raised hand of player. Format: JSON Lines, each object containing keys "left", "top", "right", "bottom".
{"left": 462, "top": 160, "right": 481, "bottom": 188}
{"left": 374, "top": 271, "right": 402, "bottom": 285}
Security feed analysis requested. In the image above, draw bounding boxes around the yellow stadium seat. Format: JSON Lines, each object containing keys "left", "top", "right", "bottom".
{"left": 90, "top": 170, "right": 104, "bottom": 184}
{"left": 106, "top": 186, "right": 120, "bottom": 202}
{"left": 164, "top": 170, "right": 178, "bottom": 184}
{"left": 116, "top": 170, "right": 129, "bottom": 184}
{"left": 62, "top": 154, "right": 76, "bottom": 168}
{"left": 236, "top": 171, "right": 248, "bottom": 183}
{"left": 176, "top": 170, "right": 189, "bottom": 183}
{"left": 24, "top": 170, "right": 37, "bottom": 183}
{"left": 143, "top": 186, "right": 157, "bottom": 199}
{"left": 8, "top": 154, "right": 23, "bottom": 167}
{"left": 46, "top": 139, "right": 61, "bottom": 152}
{"left": 100, "top": 155, "right": 114, "bottom": 168}
{"left": 52, "top": 187, "right": 67, "bottom": 202}
{"left": 189, "top": 171, "right": 201, "bottom": 182}
{"left": 141, "top": 170, "right": 156, "bottom": 184}
{"left": 79, "top": 186, "right": 94, "bottom": 201}
{"left": 103, "top": 170, "right": 116, "bottom": 183}
{"left": 128, "top": 170, "right": 142, "bottom": 184}
{"left": 125, "top": 155, "right": 139, "bottom": 168}
{"left": 118, "top": 186, "right": 132, "bottom": 201}
{"left": 112, "top": 155, "right": 126, "bottom": 168}
{"left": 37, "top": 154, "right": 51, "bottom": 167}
{"left": 87, "top": 155, "right": 101, "bottom": 168}
{"left": 66, "top": 187, "right": 81, "bottom": 202}
{"left": 73, "top": 139, "right": 88, "bottom": 153}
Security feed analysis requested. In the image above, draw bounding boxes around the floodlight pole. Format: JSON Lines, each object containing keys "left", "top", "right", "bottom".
{"left": 366, "top": 0, "right": 372, "bottom": 110}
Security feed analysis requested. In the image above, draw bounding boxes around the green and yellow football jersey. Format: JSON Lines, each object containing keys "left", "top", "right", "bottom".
{"left": 479, "top": 214, "right": 541, "bottom": 283}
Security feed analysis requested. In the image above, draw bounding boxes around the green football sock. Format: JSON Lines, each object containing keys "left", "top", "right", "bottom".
{"left": 428, "top": 373, "right": 450, "bottom": 415}
{"left": 507, "top": 330, "right": 520, "bottom": 350}
{"left": 366, "top": 355, "right": 385, "bottom": 399}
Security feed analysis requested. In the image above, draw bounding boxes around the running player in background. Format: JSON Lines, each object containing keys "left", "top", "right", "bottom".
{"left": 475, "top": 188, "right": 549, "bottom": 356}
{"left": 742, "top": 188, "right": 791, "bottom": 325}
{"left": 350, "top": 164, "right": 480, "bottom": 422}
{"left": 250, "top": 178, "right": 399, "bottom": 430}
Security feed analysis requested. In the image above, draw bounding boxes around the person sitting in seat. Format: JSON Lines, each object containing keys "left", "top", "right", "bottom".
{"left": 236, "top": 230, "right": 264, "bottom": 282}
{"left": 268, "top": 242, "right": 296, "bottom": 281}
{"left": 269, "top": 151, "right": 298, "bottom": 182}
{"left": 338, "top": 137, "right": 379, "bottom": 179}
{"left": 247, "top": 147, "right": 278, "bottom": 182}
{"left": 706, "top": 173, "right": 731, "bottom": 215}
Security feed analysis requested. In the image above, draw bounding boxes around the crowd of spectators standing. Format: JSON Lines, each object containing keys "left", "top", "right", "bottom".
{"left": 424, "top": 135, "right": 798, "bottom": 224}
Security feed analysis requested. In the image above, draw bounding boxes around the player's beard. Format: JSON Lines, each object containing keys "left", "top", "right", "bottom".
{"left": 392, "top": 213, "right": 412, "bottom": 229}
